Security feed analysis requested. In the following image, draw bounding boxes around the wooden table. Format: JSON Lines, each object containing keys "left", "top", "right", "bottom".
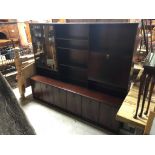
{"left": 116, "top": 84, "right": 155, "bottom": 129}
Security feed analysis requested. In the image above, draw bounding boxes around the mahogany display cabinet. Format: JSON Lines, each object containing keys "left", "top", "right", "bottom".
{"left": 30, "top": 23, "right": 138, "bottom": 133}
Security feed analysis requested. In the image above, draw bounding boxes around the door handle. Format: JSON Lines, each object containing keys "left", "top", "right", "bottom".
{"left": 106, "top": 54, "right": 110, "bottom": 59}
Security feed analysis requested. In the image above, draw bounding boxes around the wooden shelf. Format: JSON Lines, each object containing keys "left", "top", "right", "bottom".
{"left": 57, "top": 47, "right": 88, "bottom": 52}
{"left": 56, "top": 39, "right": 89, "bottom": 50}
{"left": 59, "top": 64, "right": 87, "bottom": 70}
{"left": 56, "top": 37, "right": 88, "bottom": 41}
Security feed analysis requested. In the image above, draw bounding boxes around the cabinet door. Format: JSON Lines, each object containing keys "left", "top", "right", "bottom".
{"left": 66, "top": 92, "right": 82, "bottom": 115}
{"left": 40, "top": 83, "right": 53, "bottom": 104}
{"left": 58, "top": 89, "right": 67, "bottom": 109}
{"left": 89, "top": 24, "right": 138, "bottom": 89}
{"left": 98, "top": 103, "right": 120, "bottom": 131}
{"left": 48, "top": 86, "right": 54, "bottom": 104}
{"left": 40, "top": 83, "right": 48, "bottom": 102}
{"left": 32, "top": 81, "right": 42, "bottom": 99}
{"left": 88, "top": 52, "right": 130, "bottom": 89}
{"left": 53, "top": 87, "right": 60, "bottom": 106}
{"left": 81, "top": 97, "right": 99, "bottom": 122}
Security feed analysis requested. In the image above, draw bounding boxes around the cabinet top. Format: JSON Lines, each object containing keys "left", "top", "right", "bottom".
{"left": 29, "top": 22, "right": 139, "bottom": 25}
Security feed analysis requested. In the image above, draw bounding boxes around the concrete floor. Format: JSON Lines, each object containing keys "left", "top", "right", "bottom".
{"left": 13, "top": 86, "right": 113, "bottom": 135}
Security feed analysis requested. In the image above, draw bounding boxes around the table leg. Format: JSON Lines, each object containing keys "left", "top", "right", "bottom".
{"left": 144, "top": 76, "right": 155, "bottom": 115}
{"left": 134, "top": 72, "right": 146, "bottom": 119}
{"left": 139, "top": 74, "right": 151, "bottom": 117}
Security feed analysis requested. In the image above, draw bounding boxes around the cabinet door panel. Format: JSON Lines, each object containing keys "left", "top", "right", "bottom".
{"left": 66, "top": 92, "right": 82, "bottom": 115}
{"left": 88, "top": 52, "right": 130, "bottom": 88}
{"left": 98, "top": 103, "right": 120, "bottom": 131}
{"left": 58, "top": 89, "right": 67, "bottom": 109}
{"left": 89, "top": 24, "right": 138, "bottom": 91}
{"left": 82, "top": 97, "right": 99, "bottom": 122}
{"left": 48, "top": 86, "right": 54, "bottom": 104}
{"left": 32, "top": 81, "right": 42, "bottom": 99}
{"left": 40, "top": 83, "right": 48, "bottom": 102}
{"left": 53, "top": 87, "right": 60, "bottom": 106}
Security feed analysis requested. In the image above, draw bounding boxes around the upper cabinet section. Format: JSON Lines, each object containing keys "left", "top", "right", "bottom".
{"left": 30, "top": 23, "right": 138, "bottom": 97}
{"left": 90, "top": 24, "right": 138, "bottom": 56}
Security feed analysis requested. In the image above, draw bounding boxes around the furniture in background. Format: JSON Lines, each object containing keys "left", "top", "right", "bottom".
{"left": 14, "top": 47, "right": 35, "bottom": 100}
{"left": 116, "top": 83, "right": 155, "bottom": 134}
{"left": 0, "top": 22, "right": 33, "bottom": 75}
{"left": 134, "top": 20, "right": 155, "bottom": 119}
{"left": 144, "top": 109, "right": 155, "bottom": 134}
{"left": 30, "top": 23, "right": 138, "bottom": 132}
{"left": 134, "top": 52, "right": 155, "bottom": 118}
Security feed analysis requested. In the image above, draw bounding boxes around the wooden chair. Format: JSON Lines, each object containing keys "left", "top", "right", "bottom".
{"left": 14, "top": 47, "right": 36, "bottom": 100}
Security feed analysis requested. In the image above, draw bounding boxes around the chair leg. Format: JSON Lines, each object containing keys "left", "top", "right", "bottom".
{"left": 134, "top": 72, "right": 146, "bottom": 119}
{"left": 139, "top": 74, "right": 151, "bottom": 117}
{"left": 144, "top": 76, "right": 155, "bottom": 115}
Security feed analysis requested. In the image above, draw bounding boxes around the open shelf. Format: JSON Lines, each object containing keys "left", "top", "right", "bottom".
{"left": 56, "top": 37, "right": 88, "bottom": 41}
{"left": 90, "top": 24, "right": 138, "bottom": 55}
{"left": 57, "top": 47, "right": 88, "bottom": 68}
{"left": 59, "top": 64, "right": 87, "bottom": 70}
{"left": 59, "top": 64, "right": 88, "bottom": 85}
{"left": 55, "top": 24, "right": 89, "bottom": 41}
{"left": 56, "top": 39, "right": 89, "bottom": 50}
{"left": 57, "top": 47, "right": 88, "bottom": 52}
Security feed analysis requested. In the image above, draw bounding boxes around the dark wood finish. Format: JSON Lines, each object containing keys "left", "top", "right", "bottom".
{"left": 88, "top": 24, "right": 138, "bottom": 97}
{"left": 55, "top": 24, "right": 89, "bottom": 40}
{"left": 66, "top": 92, "right": 82, "bottom": 115}
{"left": 31, "top": 75, "right": 123, "bottom": 107}
{"left": 52, "top": 87, "right": 60, "bottom": 106}
{"left": 40, "top": 82, "right": 48, "bottom": 103}
{"left": 99, "top": 103, "right": 120, "bottom": 131}
{"left": 29, "top": 23, "right": 138, "bottom": 132}
{"left": 31, "top": 81, "right": 42, "bottom": 99}
{"left": 134, "top": 71, "right": 146, "bottom": 119}
{"left": 30, "top": 75, "right": 123, "bottom": 132}
{"left": 57, "top": 47, "right": 88, "bottom": 68}
{"left": 59, "top": 89, "right": 67, "bottom": 109}
{"left": 82, "top": 97, "right": 99, "bottom": 122}
{"left": 48, "top": 86, "right": 54, "bottom": 104}
{"left": 144, "top": 77, "right": 155, "bottom": 115}
{"left": 139, "top": 74, "right": 151, "bottom": 117}
{"left": 30, "top": 23, "right": 138, "bottom": 98}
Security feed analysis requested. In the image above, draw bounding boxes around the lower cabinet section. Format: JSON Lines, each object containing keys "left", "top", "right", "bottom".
{"left": 31, "top": 78, "right": 121, "bottom": 133}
